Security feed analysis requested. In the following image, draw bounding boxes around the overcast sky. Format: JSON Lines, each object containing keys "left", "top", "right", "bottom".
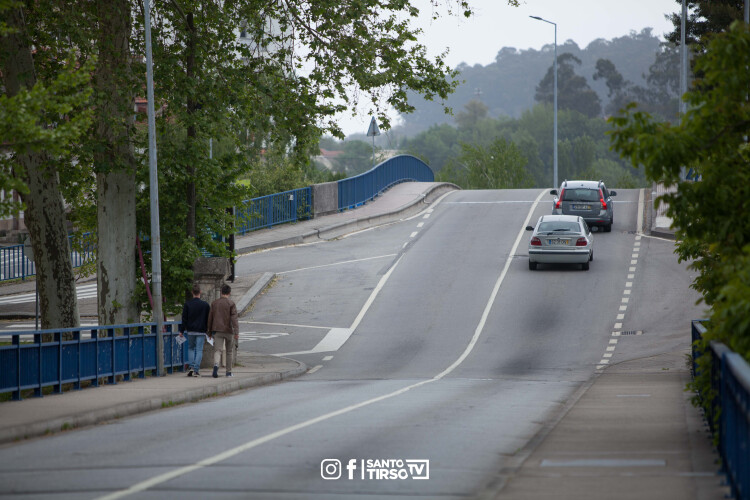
{"left": 336, "top": 0, "right": 681, "bottom": 136}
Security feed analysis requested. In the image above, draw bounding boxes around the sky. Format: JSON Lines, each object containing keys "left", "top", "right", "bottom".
{"left": 337, "top": 0, "right": 681, "bottom": 136}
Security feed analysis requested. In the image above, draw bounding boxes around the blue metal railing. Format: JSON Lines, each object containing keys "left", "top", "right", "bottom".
{"left": 0, "top": 322, "right": 186, "bottom": 400}
{"left": 692, "top": 320, "right": 750, "bottom": 500}
{"left": 0, "top": 233, "right": 95, "bottom": 282}
{"left": 338, "top": 155, "right": 434, "bottom": 211}
{"left": 236, "top": 187, "right": 312, "bottom": 235}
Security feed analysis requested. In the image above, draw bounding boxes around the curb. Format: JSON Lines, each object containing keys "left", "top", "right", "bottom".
{"left": 235, "top": 182, "right": 460, "bottom": 255}
{"left": 0, "top": 358, "right": 307, "bottom": 445}
{"left": 236, "top": 272, "right": 275, "bottom": 315}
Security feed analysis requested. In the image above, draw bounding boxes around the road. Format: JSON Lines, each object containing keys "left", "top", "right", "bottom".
{"left": 0, "top": 188, "right": 704, "bottom": 499}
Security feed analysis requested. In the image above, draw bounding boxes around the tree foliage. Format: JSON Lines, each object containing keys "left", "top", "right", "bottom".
{"left": 438, "top": 138, "right": 533, "bottom": 190}
{"left": 535, "top": 53, "right": 601, "bottom": 118}
{"left": 610, "top": 22, "right": 750, "bottom": 361}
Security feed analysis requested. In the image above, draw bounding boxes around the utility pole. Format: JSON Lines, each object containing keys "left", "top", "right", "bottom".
{"left": 144, "top": 0, "right": 165, "bottom": 375}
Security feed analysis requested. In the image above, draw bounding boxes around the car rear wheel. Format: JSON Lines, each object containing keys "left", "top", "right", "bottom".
{"left": 529, "top": 260, "right": 537, "bottom": 270}
{"left": 581, "top": 261, "right": 590, "bottom": 270}
{"left": 589, "top": 250, "right": 594, "bottom": 261}
{"left": 604, "top": 223, "right": 612, "bottom": 232}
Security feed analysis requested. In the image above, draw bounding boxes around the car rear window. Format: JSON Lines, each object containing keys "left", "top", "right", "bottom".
{"left": 538, "top": 221, "right": 580, "bottom": 233}
{"left": 562, "top": 188, "right": 598, "bottom": 202}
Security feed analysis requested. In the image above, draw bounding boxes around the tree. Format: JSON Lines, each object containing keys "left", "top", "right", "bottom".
{"left": 666, "top": 0, "right": 745, "bottom": 53}
{"left": 535, "top": 53, "right": 601, "bottom": 118}
{"left": 610, "top": 22, "right": 750, "bottom": 360}
{"left": 442, "top": 138, "right": 533, "bottom": 190}
{"left": 455, "top": 100, "right": 489, "bottom": 128}
{"left": 0, "top": 4, "right": 92, "bottom": 328}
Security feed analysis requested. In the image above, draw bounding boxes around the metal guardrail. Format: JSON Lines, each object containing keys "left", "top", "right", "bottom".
{"left": 338, "top": 155, "right": 434, "bottom": 211}
{"left": 692, "top": 320, "right": 750, "bottom": 500}
{"left": 0, "top": 322, "right": 185, "bottom": 401}
{"left": 236, "top": 187, "right": 312, "bottom": 235}
{"left": 0, "top": 233, "right": 95, "bottom": 282}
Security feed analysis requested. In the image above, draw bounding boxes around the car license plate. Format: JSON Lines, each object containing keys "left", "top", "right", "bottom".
{"left": 572, "top": 204, "right": 591, "bottom": 210}
{"left": 548, "top": 239, "right": 570, "bottom": 245}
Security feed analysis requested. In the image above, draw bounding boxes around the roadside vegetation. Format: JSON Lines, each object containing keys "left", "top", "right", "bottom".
{"left": 610, "top": 9, "right": 750, "bottom": 414}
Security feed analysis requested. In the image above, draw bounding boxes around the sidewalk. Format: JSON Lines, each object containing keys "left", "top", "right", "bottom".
{"left": 485, "top": 351, "right": 727, "bottom": 500}
{"left": 0, "top": 182, "right": 458, "bottom": 445}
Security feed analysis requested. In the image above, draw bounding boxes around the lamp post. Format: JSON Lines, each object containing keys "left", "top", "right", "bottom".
{"left": 530, "top": 15, "right": 558, "bottom": 189}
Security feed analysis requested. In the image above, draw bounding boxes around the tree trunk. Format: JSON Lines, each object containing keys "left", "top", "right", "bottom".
{"left": 94, "top": 0, "right": 138, "bottom": 325}
{"left": 0, "top": 7, "right": 80, "bottom": 329}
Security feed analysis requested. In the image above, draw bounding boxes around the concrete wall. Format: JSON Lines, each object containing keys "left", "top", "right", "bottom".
{"left": 312, "top": 181, "right": 338, "bottom": 217}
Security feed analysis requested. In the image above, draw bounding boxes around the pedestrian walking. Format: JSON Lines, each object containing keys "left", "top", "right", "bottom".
{"left": 179, "top": 284, "right": 211, "bottom": 377}
{"left": 207, "top": 284, "right": 239, "bottom": 378}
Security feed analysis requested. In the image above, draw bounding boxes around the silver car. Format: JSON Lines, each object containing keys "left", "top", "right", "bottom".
{"left": 526, "top": 215, "right": 594, "bottom": 270}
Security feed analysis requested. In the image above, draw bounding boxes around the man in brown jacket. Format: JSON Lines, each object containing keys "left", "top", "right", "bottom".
{"left": 207, "top": 284, "right": 240, "bottom": 378}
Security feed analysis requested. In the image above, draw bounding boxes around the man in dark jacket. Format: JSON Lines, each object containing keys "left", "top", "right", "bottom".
{"left": 207, "top": 284, "right": 239, "bottom": 378}
{"left": 179, "top": 284, "right": 211, "bottom": 377}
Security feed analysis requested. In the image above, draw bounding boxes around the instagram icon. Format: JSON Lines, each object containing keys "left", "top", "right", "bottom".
{"left": 320, "top": 459, "right": 342, "bottom": 480}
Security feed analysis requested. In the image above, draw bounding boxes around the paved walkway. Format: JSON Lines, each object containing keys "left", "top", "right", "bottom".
{"left": 0, "top": 183, "right": 727, "bottom": 499}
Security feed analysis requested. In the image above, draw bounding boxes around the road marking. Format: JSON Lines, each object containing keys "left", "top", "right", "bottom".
{"left": 417, "top": 222, "right": 424, "bottom": 228}
{"left": 609, "top": 339, "right": 618, "bottom": 344}
{"left": 629, "top": 266, "right": 636, "bottom": 272}
{"left": 239, "top": 321, "right": 332, "bottom": 330}
{"left": 617, "top": 314, "right": 624, "bottom": 320}
{"left": 622, "top": 297, "right": 629, "bottom": 303}
{"left": 625, "top": 281, "right": 632, "bottom": 287}
{"left": 238, "top": 332, "right": 289, "bottom": 342}
{"left": 307, "top": 365, "right": 323, "bottom": 374}
{"left": 606, "top": 346, "right": 616, "bottom": 352}
{"left": 277, "top": 254, "right": 397, "bottom": 275}
{"left": 612, "top": 332, "right": 621, "bottom": 336}
{"left": 624, "top": 289, "right": 631, "bottom": 295}
{"left": 322, "top": 356, "right": 333, "bottom": 361}
{"left": 410, "top": 231, "right": 418, "bottom": 238}
{"left": 619, "top": 306, "right": 627, "bottom": 311}
{"left": 97, "top": 189, "right": 549, "bottom": 500}
{"left": 614, "top": 322, "right": 622, "bottom": 329}
{"left": 603, "top": 353, "right": 613, "bottom": 358}
{"left": 0, "top": 284, "right": 97, "bottom": 305}
{"left": 628, "top": 274, "right": 634, "bottom": 279}
{"left": 423, "top": 213, "right": 431, "bottom": 219}
{"left": 402, "top": 242, "right": 408, "bottom": 249}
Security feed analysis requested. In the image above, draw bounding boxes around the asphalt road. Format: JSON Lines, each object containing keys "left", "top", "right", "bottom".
{"left": 0, "top": 188, "right": 704, "bottom": 499}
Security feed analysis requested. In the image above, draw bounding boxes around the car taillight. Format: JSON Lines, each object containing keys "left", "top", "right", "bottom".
{"left": 575, "top": 237, "right": 588, "bottom": 246}
{"left": 555, "top": 189, "right": 564, "bottom": 209}
{"left": 599, "top": 189, "right": 607, "bottom": 210}
{"left": 531, "top": 237, "right": 542, "bottom": 246}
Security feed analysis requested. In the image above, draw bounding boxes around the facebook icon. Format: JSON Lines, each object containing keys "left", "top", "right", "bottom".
{"left": 346, "top": 459, "right": 358, "bottom": 479}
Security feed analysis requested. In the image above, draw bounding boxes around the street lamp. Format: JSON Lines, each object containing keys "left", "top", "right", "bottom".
{"left": 530, "top": 15, "right": 558, "bottom": 189}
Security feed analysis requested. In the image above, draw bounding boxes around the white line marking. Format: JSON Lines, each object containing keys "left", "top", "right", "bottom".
{"left": 423, "top": 213, "right": 431, "bottom": 219}
{"left": 636, "top": 235, "right": 642, "bottom": 241}
{"left": 614, "top": 322, "right": 623, "bottom": 329}
{"left": 631, "top": 254, "right": 639, "bottom": 259}
{"left": 624, "top": 289, "right": 631, "bottom": 295}
{"left": 322, "top": 356, "right": 333, "bottom": 361}
{"left": 625, "top": 281, "right": 632, "bottom": 287}
{"left": 622, "top": 297, "right": 630, "bottom": 303}
{"left": 634, "top": 241, "right": 641, "bottom": 247}
{"left": 628, "top": 274, "right": 634, "bottom": 279}
{"left": 97, "top": 190, "right": 548, "bottom": 500}
{"left": 617, "top": 394, "right": 651, "bottom": 398}
{"left": 239, "top": 321, "right": 332, "bottom": 330}
{"left": 603, "top": 353, "right": 613, "bottom": 358}
{"left": 629, "top": 267, "right": 636, "bottom": 272}
{"left": 619, "top": 305, "right": 627, "bottom": 311}
{"left": 417, "top": 222, "right": 424, "bottom": 228}
{"left": 612, "top": 332, "right": 621, "bottom": 336}
{"left": 606, "top": 346, "right": 616, "bottom": 352}
{"left": 599, "top": 359, "right": 610, "bottom": 364}
{"left": 630, "top": 260, "right": 637, "bottom": 265}
{"left": 617, "top": 314, "right": 624, "bottom": 320}
{"left": 596, "top": 365, "right": 605, "bottom": 370}
{"left": 307, "top": 365, "right": 323, "bottom": 374}
{"left": 640, "top": 233, "right": 675, "bottom": 242}
{"left": 444, "top": 201, "right": 538, "bottom": 204}
{"left": 410, "top": 231, "right": 418, "bottom": 238}
{"left": 402, "top": 242, "right": 408, "bottom": 249}
{"left": 609, "top": 339, "right": 618, "bottom": 344}
{"left": 277, "top": 254, "right": 397, "bottom": 275}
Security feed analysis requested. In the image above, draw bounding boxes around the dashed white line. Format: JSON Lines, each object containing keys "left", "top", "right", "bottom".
{"left": 308, "top": 365, "right": 323, "bottom": 374}
{"left": 410, "top": 231, "right": 418, "bottom": 238}
{"left": 417, "top": 222, "right": 424, "bottom": 228}
{"left": 617, "top": 314, "right": 624, "bottom": 320}
{"left": 625, "top": 281, "right": 632, "bottom": 287}
{"left": 615, "top": 322, "right": 623, "bottom": 329}
{"left": 277, "top": 254, "right": 397, "bottom": 275}
{"left": 423, "top": 213, "right": 431, "bottom": 219}
{"left": 322, "top": 356, "right": 333, "bottom": 361}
